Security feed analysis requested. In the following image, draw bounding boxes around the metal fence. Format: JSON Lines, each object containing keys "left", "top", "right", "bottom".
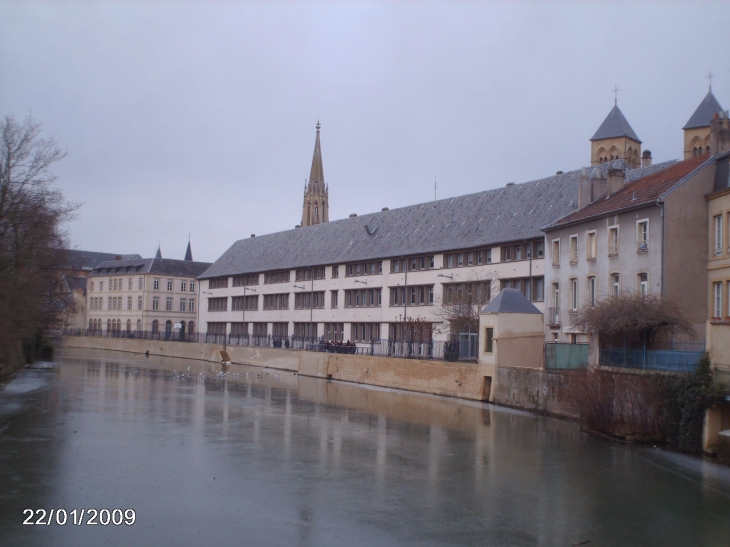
{"left": 63, "top": 329, "right": 450, "bottom": 361}
{"left": 544, "top": 342, "right": 588, "bottom": 370}
{"left": 455, "top": 333, "right": 479, "bottom": 361}
{"left": 599, "top": 348, "right": 703, "bottom": 373}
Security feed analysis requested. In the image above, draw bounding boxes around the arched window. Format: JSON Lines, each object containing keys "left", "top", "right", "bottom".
{"left": 152, "top": 320, "right": 159, "bottom": 333}
{"left": 88, "top": 319, "right": 93, "bottom": 332}
{"left": 137, "top": 320, "right": 142, "bottom": 332}
{"left": 180, "top": 321, "right": 186, "bottom": 334}
{"left": 694, "top": 146, "right": 698, "bottom": 156}
{"left": 126, "top": 319, "right": 131, "bottom": 332}
{"left": 107, "top": 319, "right": 111, "bottom": 332}
{"left": 189, "top": 321, "right": 195, "bottom": 333}
{"left": 698, "top": 146, "right": 703, "bottom": 155}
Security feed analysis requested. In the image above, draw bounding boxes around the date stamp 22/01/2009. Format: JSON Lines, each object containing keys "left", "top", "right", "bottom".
{"left": 23, "top": 508, "right": 136, "bottom": 526}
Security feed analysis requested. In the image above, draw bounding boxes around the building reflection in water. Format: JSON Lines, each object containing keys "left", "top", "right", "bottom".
{"left": 15, "top": 350, "right": 726, "bottom": 547}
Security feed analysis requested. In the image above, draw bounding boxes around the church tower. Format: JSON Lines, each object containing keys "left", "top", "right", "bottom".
{"left": 590, "top": 98, "right": 642, "bottom": 168}
{"left": 301, "top": 122, "right": 329, "bottom": 227}
{"left": 683, "top": 85, "right": 724, "bottom": 159}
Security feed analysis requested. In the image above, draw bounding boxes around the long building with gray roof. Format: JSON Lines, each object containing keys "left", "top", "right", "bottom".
{"left": 198, "top": 159, "right": 674, "bottom": 345}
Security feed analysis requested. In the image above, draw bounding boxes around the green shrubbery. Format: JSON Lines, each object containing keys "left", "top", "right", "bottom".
{"left": 568, "top": 352, "right": 724, "bottom": 453}
{"left": 663, "top": 352, "right": 724, "bottom": 453}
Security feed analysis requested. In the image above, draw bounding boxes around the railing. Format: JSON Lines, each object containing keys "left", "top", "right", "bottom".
{"left": 599, "top": 348, "right": 703, "bottom": 373}
{"left": 63, "top": 329, "right": 450, "bottom": 361}
{"left": 544, "top": 342, "right": 588, "bottom": 370}
{"left": 546, "top": 307, "right": 560, "bottom": 326}
{"left": 636, "top": 241, "right": 648, "bottom": 252}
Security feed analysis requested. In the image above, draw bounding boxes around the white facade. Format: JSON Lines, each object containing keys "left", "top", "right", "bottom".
{"left": 199, "top": 241, "right": 546, "bottom": 344}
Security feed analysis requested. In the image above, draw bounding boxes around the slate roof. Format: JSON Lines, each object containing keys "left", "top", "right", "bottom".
{"left": 89, "top": 258, "right": 211, "bottom": 278}
{"left": 482, "top": 289, "right": 541, "bottom": 314}
{"left": 684, "top": 90, "right": 724, "bottom": 130}
{"left": 200, "top": 160, "right": 672, "bottom": 280}
{"left": 63, "top": 275, "right": 87, "bottom": 293}
{"left": 590, "top": 104, "right": 641, "bottom": 142}
{"left": 64, "top": 250, "right": 142, "bottom": 270}
{"left": 545, "top": 154, "right": 711, "bottom": 230}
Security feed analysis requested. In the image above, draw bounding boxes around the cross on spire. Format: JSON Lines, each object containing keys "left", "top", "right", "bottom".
{"left": 707, "top": 70, "right": 715, "bottom": 90}
{"left": 612, "top": 85, "right": 620, "bottom": 105}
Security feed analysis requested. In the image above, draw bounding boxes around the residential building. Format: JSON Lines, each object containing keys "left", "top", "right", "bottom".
{"left": 543, "top": 152, "right": 715, "bottom": 346}
{"left": 86, "top": 248, "right": 211, "bottom": 337}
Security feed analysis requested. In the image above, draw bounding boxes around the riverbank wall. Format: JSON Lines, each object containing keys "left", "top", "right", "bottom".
{"left": 61, "top": 336, "right": 579, "bottom": 417}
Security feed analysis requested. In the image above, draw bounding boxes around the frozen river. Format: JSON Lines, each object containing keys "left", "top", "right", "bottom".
{"left": 1, "top": 347, "right": 729, "bottom": 546}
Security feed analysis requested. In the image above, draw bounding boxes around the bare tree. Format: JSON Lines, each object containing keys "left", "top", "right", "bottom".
{"left": 433, "top": 270, "right": 497, "bottom": 334}
{"left": 572, "top": 293, "right": 693, "bottom": 347}
{"left": 0, "top": 114, "right": 76, "bottom": 371}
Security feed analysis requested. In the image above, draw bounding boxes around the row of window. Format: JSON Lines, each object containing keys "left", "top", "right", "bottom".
{"left": 90, "top": 278, "right": 195, "bottom": 293}
{"left": 552, "top": 221, "right": 649, "bottom": 266}
{"left": 500, "top": 240, "right": 544, "bottom": 262}
{"left": 205, "top": 321, "right": 431, "bottom": 342}
{"left": 552, "top": 272, "right": 648, "bottom": 313}
{"left": 205, "top": 281, "right": 548, "bottom": 311}
{"left": 208, "top": 247, "right": 533, "bottom": 289}
{"left": 88, "top": 319, "right": 195, "bottom": 333}
{"left": 152, "top": 297, "right": 196, "bottom": 312}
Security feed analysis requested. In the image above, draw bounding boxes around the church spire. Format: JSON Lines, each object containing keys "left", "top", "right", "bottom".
{"left": 184, "top": 236, "right": 193, "bottom": 261}
{"left": 301, "top": 122, "right": 329, "bottom": 227}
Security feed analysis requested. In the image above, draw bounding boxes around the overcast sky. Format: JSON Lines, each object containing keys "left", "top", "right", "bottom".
{"left": 1, "top": 1, "right": 729, "bottom": 264}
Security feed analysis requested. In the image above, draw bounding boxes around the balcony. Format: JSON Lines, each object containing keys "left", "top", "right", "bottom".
{"left": 546, "top": 307, "right": 560, "bottom": 326}
{"left": 636, "top": 241, "right": 648, "bottom": 253}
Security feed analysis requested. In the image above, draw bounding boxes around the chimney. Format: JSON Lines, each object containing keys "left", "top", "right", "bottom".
{"left": 607, "top": 167, "right": 625, "bottom": 196}
{"left": 578, "top": 168, "right": 592, "bottom": 209}
{"left": 710, "top": 111, "right": 730, "bottom": 156}
{"left": 641, "top": 150, "right": 652, "bottom": 168}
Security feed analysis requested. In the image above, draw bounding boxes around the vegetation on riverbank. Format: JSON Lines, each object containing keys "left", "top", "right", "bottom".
{"left": 567, "top": 353, "right": 724, "bottom": 453}
{"left": 0, "top": 114, "right": 73, "bottom": 377}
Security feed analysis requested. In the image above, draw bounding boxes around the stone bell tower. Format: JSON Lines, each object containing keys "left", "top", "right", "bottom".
{"left": 301, "top": 122, "right": 329, "bottom": 227}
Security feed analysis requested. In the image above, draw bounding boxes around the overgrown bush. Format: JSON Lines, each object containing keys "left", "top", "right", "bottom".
{"left": 663, "top": 352, "right": 724, "bottom": 453}
{"left": 567, "top": 368, "right": 666, "bottom": 440}
{"left": 567, "top": 353, "right": 724, "bottom": 452}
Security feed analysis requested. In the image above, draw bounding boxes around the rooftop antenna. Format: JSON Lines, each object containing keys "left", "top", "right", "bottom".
{"left": 612, "top": 85, "right": 620, "bottom": 105}
{"left": 434, "top": 176, "right": 437, "bottom": 201}
{"left": 707, "top": 70, "right": 715, "bottom": 90}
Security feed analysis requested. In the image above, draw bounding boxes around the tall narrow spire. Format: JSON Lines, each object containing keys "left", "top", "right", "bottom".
{"left": 308, "top": 121, "right": 324, "bottom": 191}
{"left": 301, "top": 122, "right": 329, "bottom": 227}
{"left": 155, "top": 244, "right": 162, "bottom": 259}
{"left": 184, "top": 236, "right": 193, "bottom": 261}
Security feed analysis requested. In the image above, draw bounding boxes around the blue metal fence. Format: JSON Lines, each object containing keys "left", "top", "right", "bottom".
{"left": 599, "top": 348, "right": 703, "bottom": 373}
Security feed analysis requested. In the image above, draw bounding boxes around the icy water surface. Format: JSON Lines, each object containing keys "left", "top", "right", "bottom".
{"left": 1, "top": 348, "right": 729, "bottom": 547}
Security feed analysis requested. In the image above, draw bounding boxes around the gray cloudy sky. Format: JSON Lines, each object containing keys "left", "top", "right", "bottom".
{"left": 1, "top": 1, "right": 729, "bottom": 264}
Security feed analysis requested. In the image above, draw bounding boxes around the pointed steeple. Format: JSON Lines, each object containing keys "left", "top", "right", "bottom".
{"left": 683, "top": 89, "right": 725, "bottom": 159}
{"left": 301, "top": 122, "right": 329, "bottom": 227}
{"left": 308, "top": 121, "right": 325, "bottom": 191}
{"left": 683, "top": 89, "right": 724, "bottom": 130}
{"left": 590, "top": 102, "right": 642, "bottom": 168}
{"left": 155, "top": 244, "right": 162, "bottom": 259}
{"left": 184, "top": 237, "right": 193, "bottom": 261}
{"left": 591, "top": 104, "right": 641, "bottom": 142}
